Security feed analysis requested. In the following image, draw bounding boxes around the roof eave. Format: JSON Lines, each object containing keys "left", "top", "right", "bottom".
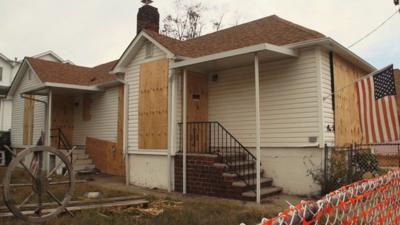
{"left": 286, "top": 37, "right": 376, "bottom": 72}
{"left": 170, "top": 43, "right": 298, "bottom": 69}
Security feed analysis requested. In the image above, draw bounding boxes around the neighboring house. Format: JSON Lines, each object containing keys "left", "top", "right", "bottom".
{"left": 7, "top": 57, "right": 125, "bottom": 175}
{"left": 7, "top": 2, "right": 379, "bottom": 201}
{"left": 0, "top": 53, "right": 20, "bottom": 131}
{"left": 110, "top": 2, "right": 375, "bottom": 201}
{"left": 0, "top": 51, "right": 67, "bottom": 131}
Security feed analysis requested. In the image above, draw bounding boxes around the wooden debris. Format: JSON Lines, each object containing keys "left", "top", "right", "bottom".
{"left": 0, "top": 199, "right": 149, "bottom": 218}
{"left": 0, "top": 196, "right": 146, "bottom": 214}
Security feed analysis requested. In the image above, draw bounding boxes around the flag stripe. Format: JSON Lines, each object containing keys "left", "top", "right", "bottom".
{"left": 389, "top": 96, "right": 399, "bottom": 140}
{"left": 355, "top": 65, "right": 399, "bottom": 144}
{"left": 367, "top": 78, "right": 377, "bottom": 143}
{"left": 383, "top": 97, "right": 395, "bottom": 141}
{"left": 360, "top": 81, "right": 369, "bottom": 143}
{"left": 378, "top": 100, "right": 389, "bottom": 142}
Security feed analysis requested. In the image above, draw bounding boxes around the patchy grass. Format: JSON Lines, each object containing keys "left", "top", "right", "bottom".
{"left": 0, "top": 167, "right": 296, "bottom": 225}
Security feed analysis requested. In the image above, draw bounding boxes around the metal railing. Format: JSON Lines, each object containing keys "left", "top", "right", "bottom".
{"left": 50, "top": 128, "right": 72, "bottom": 150}
{"left": 179, "top": 121, "right": 258, "bottom": 188}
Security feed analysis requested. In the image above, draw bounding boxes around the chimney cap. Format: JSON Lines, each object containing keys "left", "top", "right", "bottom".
{"left": 141, "top": 0, "right": 153, "bottom": 5}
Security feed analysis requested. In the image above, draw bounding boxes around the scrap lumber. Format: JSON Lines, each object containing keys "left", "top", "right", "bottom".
{"left": 0, "top": 198, "right": 149, "bottom": 218}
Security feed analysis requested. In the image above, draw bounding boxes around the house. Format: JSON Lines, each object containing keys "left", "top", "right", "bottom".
{"left": 7, "top": 56, "right": 125, "bottom": 175}
{"left": 110, "top": 1, "right": 376, "bottom": 201}
{"left": 7, "top": 2, "right": 378, "bottom": 202}
{"left": 0, "top": 53, "right": 20, "bottom": 132}
{"left": 0, "top": 51, "right": 67, "bottom": 132}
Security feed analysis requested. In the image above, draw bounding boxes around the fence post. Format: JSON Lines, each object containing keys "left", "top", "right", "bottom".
{"left": 323, "top": 144, "right": 328, "bottom": 195}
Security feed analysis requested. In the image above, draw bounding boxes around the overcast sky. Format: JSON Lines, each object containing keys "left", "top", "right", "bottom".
{"left": 0, "top": 0, "right": 399, "bottom": 69}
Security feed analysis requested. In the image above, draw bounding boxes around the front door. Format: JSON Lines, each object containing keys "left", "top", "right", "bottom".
{"left": 186, "top": 71, "right": 208, "bottom": 152}
{"left": 51, "top": 95, "right": 74, "bottom": 148}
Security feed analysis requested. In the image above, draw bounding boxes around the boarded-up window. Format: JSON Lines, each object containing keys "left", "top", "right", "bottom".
{"left": 82, "top": 94, "right": 92, "bottom": 121}
{"left": 139, "top": 59, "right": 169, "bottom": 149}
{"left": 23, "top": 95, "right": 34, "bottom": 145}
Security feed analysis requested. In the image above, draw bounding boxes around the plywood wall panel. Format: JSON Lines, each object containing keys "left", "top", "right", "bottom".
{"left": 138, "top": 59, "right": 169, "bottom": 150}
{"left": 23, "top": 96, "right": 34, "bottom": 145}
{"left": 85, "top": 137, "right": 125, "bottom": 176}
{"left": 333, "top": 54, "right": 368, "bottom": 146}
{"left": 51, "top": 95, "right": 74, "bottom": 148}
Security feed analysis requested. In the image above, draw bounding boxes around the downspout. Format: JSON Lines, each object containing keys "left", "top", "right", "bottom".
{"left": 117, "top": 79, "right": 130, "bottom": 186}
{"left": 329, "top": 51, "right": 335, "bottom": 124}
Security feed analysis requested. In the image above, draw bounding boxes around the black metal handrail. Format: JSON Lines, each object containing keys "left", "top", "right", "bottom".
{"left": 50, "top": 128, "right": 72, "bottom": 150}
{"left": 179, "top": 121, "right": 258, "bottom": 188}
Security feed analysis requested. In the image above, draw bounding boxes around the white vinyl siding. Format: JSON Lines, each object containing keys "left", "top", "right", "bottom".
{"left": 321, "top": 50, "right": 335, "bottom": 145}
{"left": 125, "top": 42, "right": 167, "bottom": 152}
{"left": 11, "top": 68, "right": 46, "bottom": 147}
{"left": 208, "top": 48, "right": 320, "bottom": 147}
{"left": 72, "top": 87, "right": 119, "bottom": 145}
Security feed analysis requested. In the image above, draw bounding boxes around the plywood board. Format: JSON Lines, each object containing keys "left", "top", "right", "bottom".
{"left": 51, "top": 95, "right": 74, "bottom": 148}
{"left": 334, "top": 54, "right": 369, "bottom": 146}
{"left": 82, "top": 94, "right": 92, "bottom": 121}
{"left": 23, "top": 96, "right": 34, "bottom": 145}
{"left": 138, "top": 59, "right": 169, "bottom": 150}
{"left": 117, "top": 84, "right": 124, "bottom": 151}
{"left": 85, "top": 137, "right": 125, "bottom": 176}
{"left": 186, "top": 71, "right": 209, "bottom": 152}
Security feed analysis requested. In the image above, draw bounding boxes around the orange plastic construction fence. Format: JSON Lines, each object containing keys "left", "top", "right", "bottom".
{"left": 257, "top": 169, "right": 400, "bottom": 225}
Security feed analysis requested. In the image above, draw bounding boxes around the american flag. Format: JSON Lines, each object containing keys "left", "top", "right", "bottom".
{"left": 355, "top": 65, "right": 400, "bottom": 144}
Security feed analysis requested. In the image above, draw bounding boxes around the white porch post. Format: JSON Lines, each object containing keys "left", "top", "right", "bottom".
{"left": 167, "top": 68, "right": 176, "bottom": 192}
{"left": 254, "top": 53, "right": 261, "bottom": 204}
{"left": 47, "top": 89, "right": 53, "bottom": 146}
{"left": 182, "top": 69, "right": 188, "bottom": 194}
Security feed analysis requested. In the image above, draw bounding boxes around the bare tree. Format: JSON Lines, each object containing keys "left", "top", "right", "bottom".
{"left": 161, "top": 0, "right": 224, "bottom": 40}
{"left": 212, "top": 14, "right": 225, "bottom": 32}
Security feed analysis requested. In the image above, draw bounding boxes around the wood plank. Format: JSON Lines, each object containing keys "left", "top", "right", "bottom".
{"left": 23, "top": 95, "right": 34, "bottom": 145}
{"left": 186, "top": 71, "right": 209, "bottom": 152}
{"left": 138, "top": 58, "right": 169, "bottom": 149}
{"left": 0, "top": 195, "right": 143, "bottom": 212}
{"left": 334, "top": 54, "right": 369, "bottom": 146}
{"left": 0, "top": 199, "right": 149, "bottom": 218}
{"left": 85, "top": 137, "right": 125, "bottom": 176}
{"left": 117, "top": 85, "right": 124, "bottom": 151}
{"left": 51, "top": 95, "right": 74, "bottom": 148}
{"left": 82, "top": 94, "right": 92, "bottom": 121}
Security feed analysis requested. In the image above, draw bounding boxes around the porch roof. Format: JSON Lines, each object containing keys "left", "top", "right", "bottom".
{"left": 21, "top": 80, "right": 121, "bottom": 96}
{"left": 170, "top": 43, "right": 298, "bottom": 73}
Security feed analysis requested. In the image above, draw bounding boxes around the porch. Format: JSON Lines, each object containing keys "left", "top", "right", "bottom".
{"left": 21, "top": 83, "right": 124, "bottom": 175}
{"left": 169, "top": 44, "right": 314, "bottom": 202}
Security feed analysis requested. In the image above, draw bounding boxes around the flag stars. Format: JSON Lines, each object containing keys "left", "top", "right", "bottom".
{"left": 373, "top": 68, "right": 396, "bottom": 100}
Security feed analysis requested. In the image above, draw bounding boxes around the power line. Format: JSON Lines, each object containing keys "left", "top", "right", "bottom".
{"left": 348, "top": 8, "right": 400, "bottom": 49}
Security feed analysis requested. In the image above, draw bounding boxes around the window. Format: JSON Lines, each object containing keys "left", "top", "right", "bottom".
{"left": 145, "top": 41, "right": 154, "bottom": 58}
{"left": 0, "top": 67, "right": 3, "bottom": 81}
{"left": 0, "top": 151, "right": 5, "bottom": 166}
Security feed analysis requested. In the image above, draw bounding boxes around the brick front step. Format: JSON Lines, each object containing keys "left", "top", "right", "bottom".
{"left": 241, "top": 187, "right": 283, "bottom": 200}
{"left": 175, "top": 153, "right": 282, "bottom": 201}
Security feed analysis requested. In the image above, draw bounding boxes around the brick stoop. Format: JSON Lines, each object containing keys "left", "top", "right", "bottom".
{"left": 174, "top": 153, "right": 282, "bottom": 201}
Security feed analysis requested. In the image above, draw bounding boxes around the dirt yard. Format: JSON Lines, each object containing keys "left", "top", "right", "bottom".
{"left": 0, "top": 167, "right": 304, "bottom": 225}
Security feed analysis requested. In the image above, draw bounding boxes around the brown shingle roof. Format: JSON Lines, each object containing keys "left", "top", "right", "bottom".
{"left": 26, "top": 58, "right": 118, "bottom": 86}
{"left": 145, "top": 15, "right": 325, "bottom": 57}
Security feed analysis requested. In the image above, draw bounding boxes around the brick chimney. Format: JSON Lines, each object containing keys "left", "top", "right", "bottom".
{"left": 137, "top": 0, "right": 160, "bottom": 34}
